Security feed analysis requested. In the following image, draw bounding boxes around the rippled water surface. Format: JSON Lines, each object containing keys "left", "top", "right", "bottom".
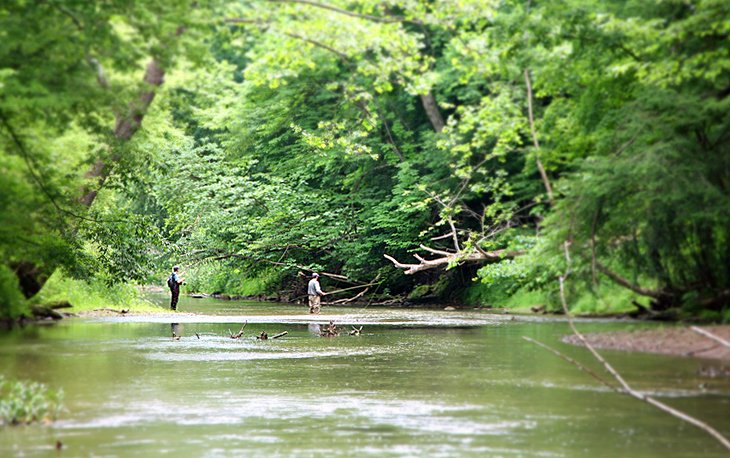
{"left": 1, "top": 296, "right": 729, "bottom": 457}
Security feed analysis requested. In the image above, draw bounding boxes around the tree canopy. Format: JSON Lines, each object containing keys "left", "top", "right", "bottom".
{"left": 1, "top": 0, "right": 728, "bottom": 320}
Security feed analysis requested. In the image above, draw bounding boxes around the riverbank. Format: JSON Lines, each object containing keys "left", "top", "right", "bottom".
{"left": 73, "top": 309, "right": 195, "bottom": 318}
{"left": 564, "top": 325, "right": 730, "bottom": 363}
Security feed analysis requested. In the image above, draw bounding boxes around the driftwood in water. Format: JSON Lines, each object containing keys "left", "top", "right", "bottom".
{"left": 30, "top": 305, "right": 64, "bottom": 320}
{"left": 93, "top": 308, "right": 129, "bottom": 314}
{"left": 47, "top": 301, "right": 73, "bottom": 309}
{"left": 697, "top": 366, "right": 730, "bottom": 378}
{"left": 256, "top": 331, "right": 288, "bottom": 340}
{"left": 320, "top": 321, "right": 339, "bottom": 337}
{"left": 367, "top": 297, "right": 404, "bottom": 306}
{"left": 349, "top": 326, "right": 363, "bottom": 336}
{"left": 229, "top": 322, "right": 247, "bottom": 339}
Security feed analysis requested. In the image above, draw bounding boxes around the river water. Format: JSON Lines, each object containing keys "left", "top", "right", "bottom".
{"left": 1, "top": 295, "right": 729, "bottom": 457}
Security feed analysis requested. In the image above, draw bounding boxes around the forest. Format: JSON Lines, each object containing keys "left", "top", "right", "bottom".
{"left": 1, "top": 0, "right": 729, "bottom": 321}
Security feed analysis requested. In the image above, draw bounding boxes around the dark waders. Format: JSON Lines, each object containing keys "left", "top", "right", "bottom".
{"left": 170, "top": 284, "right": 180, "bottom": 311}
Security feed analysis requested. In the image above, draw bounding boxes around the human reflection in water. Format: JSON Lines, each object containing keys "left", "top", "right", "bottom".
{"left": 171, "top": 323, "right": 183, "bottom": 340}
{"left": 307, "top": 322, "right": 321, "bottom": 336}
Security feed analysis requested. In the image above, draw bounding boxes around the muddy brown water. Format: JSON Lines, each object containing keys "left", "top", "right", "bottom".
{"left": 1, "top": 294, "right": 729, "bottom": 457}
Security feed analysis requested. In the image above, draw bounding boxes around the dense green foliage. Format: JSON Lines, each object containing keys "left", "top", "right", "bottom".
{"left": 1, "top": 0, "right": 728, "bottom": 319}
{"left": 0, "top": 0, "right": 213, "bottom": 316}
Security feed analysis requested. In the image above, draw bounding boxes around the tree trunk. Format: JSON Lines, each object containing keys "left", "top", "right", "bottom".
{"left": 420, "top": 92, "right": 444, "bottom": 133}
{"left": 15, "top": 60, "right": 167, "bottom": 299}
{"left": 523, "top": 69, "right": 554, "bottom": 204}
{"left": 79, "top": 59, "right": 165, "bottom": 207}
{"left": 11, "top": 262, "right": 49, "bottom": 299}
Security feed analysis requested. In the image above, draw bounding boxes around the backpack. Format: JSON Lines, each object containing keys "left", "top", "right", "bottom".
{"left": 167, "top": 274, "right": 176, "bottom": 290}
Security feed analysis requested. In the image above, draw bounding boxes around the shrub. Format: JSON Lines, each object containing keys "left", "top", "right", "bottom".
{"left": 0, "top": 376, "right": 64, "bottom": 425}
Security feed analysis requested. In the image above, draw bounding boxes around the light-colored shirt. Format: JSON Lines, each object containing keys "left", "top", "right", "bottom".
{"left": 308, "top": 278, "right": 323, "bottom": 296}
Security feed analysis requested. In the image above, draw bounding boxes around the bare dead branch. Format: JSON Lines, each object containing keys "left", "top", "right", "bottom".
{"left": 320, "top": 321, "right": 340, "bottom": 337}
{"left": 590, "top": 207, "right": 600, "bottom": 287}
{"left": 691, "top": 326, "right": 730, "bottom": 349}
{"left": 226, "top": 18, "right": 353, "bottom": 62}
{"left": 429, "top": 193, "right": 461, "bottom": 251}
{"left": 595, "top": 261, "right": 667, "bottom": 300}
{"left": 229, "top": 322, "right": 247, "bottom": 339}
{"left": 559, "top": 241, "right": 730, "bottom": 451}
{"left": 283, "top": 31, "right": 351, "bottom": 60}
{"left": 431, "top": 231, "right": 455, "bottom": 241}
{"left": 522, "top": 336, "right": 617, "bottom": 391}
{"left": 384, "top": 248, "right": 518, "bottom": 275}
{"left": 419, "top": 245, "right": 454, "bottom": 257}
{"left": 266, "top": 0, "right": 422, "bottom": 25}
{"left": 523, "top": 69, "right": 554, "bottom": 204}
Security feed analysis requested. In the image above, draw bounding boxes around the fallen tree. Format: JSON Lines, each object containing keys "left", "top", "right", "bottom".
{"left": 384, "top": 244, "right": 520, "bottom": 275}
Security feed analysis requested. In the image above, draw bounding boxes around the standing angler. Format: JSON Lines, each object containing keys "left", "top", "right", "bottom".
{"left": 167, "top": 266, "right": 185, "bottom": 311}
{"left": 307, "top": 273, "right": 326, "bottom": 314}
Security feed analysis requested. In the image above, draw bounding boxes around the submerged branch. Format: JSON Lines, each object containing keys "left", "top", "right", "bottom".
{"left": 559, "top": 241, "right": 730, "bottom": 451}
{"left": 229, "top": 322, "right": 247, "bottom": 339}
{"left": 522, "top": 336, "right": 617, "bottom": 391}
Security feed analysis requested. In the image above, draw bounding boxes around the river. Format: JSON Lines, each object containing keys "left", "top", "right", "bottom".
{"left": 1, "top": 294, "right": 728, "bottom": 457}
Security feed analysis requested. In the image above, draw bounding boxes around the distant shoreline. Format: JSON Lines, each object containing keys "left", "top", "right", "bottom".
{"left": 564, "top": 325, "right": 730, "bottom": 363}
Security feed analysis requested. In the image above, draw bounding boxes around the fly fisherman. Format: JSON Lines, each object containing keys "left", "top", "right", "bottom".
{"left": 167, "top": 266, "right": 185, "bottom": 311}
{"left": 307, "top": 273, "right": 326, "bottom": 314}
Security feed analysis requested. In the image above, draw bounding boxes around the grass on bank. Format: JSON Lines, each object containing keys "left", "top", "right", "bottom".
{"left": 33, "top": 271, "right": 163, "bottom": 313}
{"left": 463, "top": 281, "right": 642, "bottom": 316}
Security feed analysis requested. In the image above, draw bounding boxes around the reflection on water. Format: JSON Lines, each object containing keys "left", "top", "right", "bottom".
{"left": 170, "top": 323, "right": 182, "bottom": 340}
{"left": 308, "top": 322, "right": 321, "bottom": 335}
{"left": 0, "top": 300, "right": 729, "bottom": 457}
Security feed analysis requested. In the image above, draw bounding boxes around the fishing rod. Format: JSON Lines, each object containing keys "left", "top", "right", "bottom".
{"left": 323, "top": 281, "right": 381, "bottom": 296}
